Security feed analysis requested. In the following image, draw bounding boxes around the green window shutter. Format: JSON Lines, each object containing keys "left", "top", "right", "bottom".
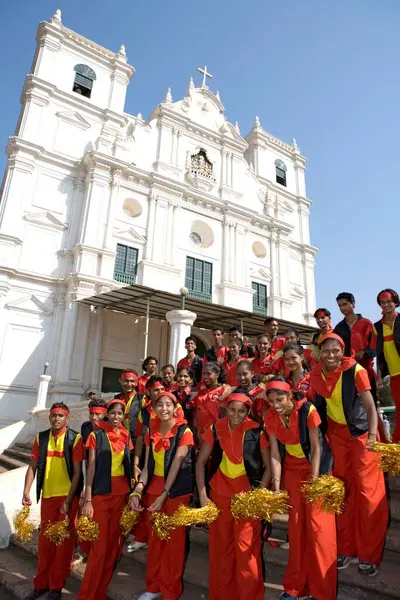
{"left": 252, "top": 282, "right": 268, "bottom": 314}
{"left": 185, "top": 256, "right": 212, "bottom": 302}
{"left": 114, "top": 244, "right": 138, "bottom": 285}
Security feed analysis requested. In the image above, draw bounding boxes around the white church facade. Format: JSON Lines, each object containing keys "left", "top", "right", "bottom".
{"left": 0, "top": 10, "right": 317, "bottom": 421}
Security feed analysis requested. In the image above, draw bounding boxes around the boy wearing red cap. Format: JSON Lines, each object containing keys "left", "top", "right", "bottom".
{"left": 22, "top": 402, "right": 85, "bottom": 600}
{"left": 310, "top": 333, "right": 387, "bottom": 576}
{"left": 130, "top": 391, "right": 194, "bottom": 600}
{"left": 196, "top": 393, "right": 270, "bottom": 600}
{"left": 372, "top": 288, "right": 400, "bottom": 442}
{"left": 78, "top": 398, "right": 133, "bottom": 599}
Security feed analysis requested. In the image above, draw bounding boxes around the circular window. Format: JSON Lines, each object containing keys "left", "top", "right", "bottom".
{"left": 189, "top": 220, "right": 214, "bottom": 249}
{"left": 252, "top": 241, "right": 267, "bottom": 259}
{"left": 122, "top": 198, "right": 142, "bottom": 218}
{"left": 189, "top": 232, "right": 202, "bottom": 246}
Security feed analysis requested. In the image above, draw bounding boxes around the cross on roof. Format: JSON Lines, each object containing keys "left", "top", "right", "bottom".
{"left": 197, "top": 65, "right": 212, "bottom": 88}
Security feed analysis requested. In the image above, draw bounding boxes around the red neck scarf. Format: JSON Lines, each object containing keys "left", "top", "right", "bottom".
{"left": 150, "top": 417, "right": 188, "bottom": 452}
{"left": 310, "top": 356, "right": 356, "bottom": 398}
{"left": 215, "top": 417, "right": 259, "bottom": 464}
{"left": 96, "top": 421, "right": 128, "bottom": 453}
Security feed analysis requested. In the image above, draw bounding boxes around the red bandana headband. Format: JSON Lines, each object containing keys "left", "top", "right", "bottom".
{"left": 319, "top": 332, "right": 345, "bottom": 349}
{"left": 89, "top": 407, "right": 107, "bottom": 415}
{"left": 148, "top": 382, "right": 164, "bottom": 391}
{"left": 107, "top": 398, "right": 126, "bottom": 410}
{"left": 378, "top": 292, "right": 394, "bottom": 302}
{"left": 265, "top": 381, "right": 291, "bottom": 393}
{"left": 315, "top": 310, "right": 330, "bottom": 318}
{"left": 50, "top": 407, "right": 69, "bottom": 416}
{"left": 120, "top": 370, "right": 138, "bottom": 381}
{"left": 226, "top": 392, "right": 252, "bottom": 408}
{"left": 157, "top": 391, "right": 178, "bottom": 404}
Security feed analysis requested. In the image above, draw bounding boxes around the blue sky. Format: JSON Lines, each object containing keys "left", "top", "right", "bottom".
{"left": 1, "top": 1, "right": 399, "bottom": 326}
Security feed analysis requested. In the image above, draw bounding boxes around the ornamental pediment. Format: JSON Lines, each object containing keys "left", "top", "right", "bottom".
{"left": 249, "top": 266, "right": 272, "bottom": 282}
{"left": 5, "top": 294, "right": 53, "bottom": 316}
{"left": 290, "top": 286, "right": 306, "bottom": 299}
{"left": 23, "top": 211, "right": 67, "bottom": 231}
{"left": 113, "top": 227, "right": 146, "bottom": 244}
{"left": 56, "top": 111, "right": 91, "bottom": 130}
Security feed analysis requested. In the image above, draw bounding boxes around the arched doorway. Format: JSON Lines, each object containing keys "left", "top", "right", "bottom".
{"left": 191, "top": 335, "right": 207, "bottom": 358}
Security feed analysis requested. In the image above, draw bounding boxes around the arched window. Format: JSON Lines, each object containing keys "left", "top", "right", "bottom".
{"left": 73, "top": 64, "right": 96, "bottom": 98}
{"left": 275, "top": 159, "right": 287, "bottom": 187}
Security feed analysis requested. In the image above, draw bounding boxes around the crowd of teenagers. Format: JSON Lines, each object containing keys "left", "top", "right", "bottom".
{"left": 21, "top": 288, "right": 400, "bottom": 600}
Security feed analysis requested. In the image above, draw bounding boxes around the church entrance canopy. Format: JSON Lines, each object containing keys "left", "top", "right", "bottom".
{"left": 79, "top": 284, "right": 316, "bottom": 343}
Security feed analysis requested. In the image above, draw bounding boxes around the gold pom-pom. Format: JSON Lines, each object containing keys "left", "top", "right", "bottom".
{"left": 170, "top": 503, "right": 220, "bottom": 528}
{"left": 302, "top": 475, "right": 345, "bottom": 514}
{"left": 13, "top": 507, "right": 36, "bottom": 543}
{"left": 231, "top": 488, "right": 289, "bottom": 522}
{"left": 120, "top": 504, "right": 140, "bottom": 536}
{"left": 150, "top": 512, "right": 174, "bottom": 541}
{"left": 44, "top": 517, "right": 70, "bottom": 545}
{"left": 76, "top": 516, "right": 100, "bottom": 542}
{"left": 371, "top": 442, "right": 400, "bottom": 476}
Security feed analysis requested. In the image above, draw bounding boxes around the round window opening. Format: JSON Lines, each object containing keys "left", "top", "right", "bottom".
{"left": 252, "top": 241, "right": 267, "bottom": 259}
{"left": 123, "top": 198, "right": 142, "bottom": 219}
{"left": 189, "top": 232, "right": 202, "bottom": 246}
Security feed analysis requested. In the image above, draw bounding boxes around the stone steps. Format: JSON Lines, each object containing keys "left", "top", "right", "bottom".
{"left": 3, "top": 447, "right": 31, "bottom": 464}
{"left": 0, "top": 454, "right": 27, "bottom": 472}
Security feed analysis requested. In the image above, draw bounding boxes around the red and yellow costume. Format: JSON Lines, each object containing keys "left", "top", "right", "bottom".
{"left": 223, "top": 358, "right": 245, "bottom": 387}
{"left": 251, "top": 354, "right": 274, "bottom": 376}
{"left": 31, "top": 427, "right": 85, "bottom": 591}
{"left": 143, "top": 419, "right": 194, "bottom": 600}
{"left": 137, "top": 375, "right": 150, "bottom": 395}
{"left": 78, "top": 421, "right": 132, "bottom": 600}
{"left": 264, "top": 399, "right": 337, "bottom": 600}
{"left": 310, "top": 355, "right": 388, "bottom": 566}
{"left": 191, "top": 384, "right": 229, "bottom": 440}
{"left": 202, "top": 415, "right": 268, "bottom": 600}
{"left": 288, "top": 370, "right": 314, "bottom": 401}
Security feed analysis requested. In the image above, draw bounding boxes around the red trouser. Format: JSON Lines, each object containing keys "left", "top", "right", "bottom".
{"left": 34, "top": 496, "right": 78, "bottom": 591}
{"left": 390, "top": 374, "right": 400, "bottom": 442}
{"left": 283, "top": 460, "right": 337, "bottom": 600}
{"left": 77, "top": 493, "right": 126, "bottom": 600}
{"left": 146, "top": 493, "right": 190, "bottom": 600}
{"left": 209, "top": 489, "right": 264, "bottom": 600}
{"left": 328, "top": 419, "right": 388, "bottom": 565}
{"left": 133, "top": 492, "right": 149, "bottom": 543}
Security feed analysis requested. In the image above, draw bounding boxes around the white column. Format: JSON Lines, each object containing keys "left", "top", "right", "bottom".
{"left": 175, "top": 130, "right": 180, "bottom": 164}
{"left": 90, "top": 307, "right": 104, "bottom": 390}
{"left": 166, "top": 310, "right": 197, "bottom": 366}
{"left": 35, "top": 375, "right": 52, "bottom": 410}
{"left": 144, "top": 194, "right": 156, "bottom": 260}
{"left": 222, "top": 219, "right": 229, "bottom": 281}
{"left": 55, "top": 291, "right": 79, "bottom": 382}
{"left": 104, "top": 170, "right": 122, "bottom": 249}
{"left": 169, "top": 202, "right": 179, "bottom": 265}
{"left": 164, "top": 201, "right": 173, "bottom": 264}
{"left": 229, "top": 223, "right": 235, "bottom": 283}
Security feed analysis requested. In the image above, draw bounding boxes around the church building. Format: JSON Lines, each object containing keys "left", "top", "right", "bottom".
{"left": 0, "top": 10, "right": 317, "bottom": 420}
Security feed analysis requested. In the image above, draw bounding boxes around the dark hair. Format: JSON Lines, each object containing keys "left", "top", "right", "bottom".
{"left": 145, "top": 375, "right": 164, "bottom": 390}
{"left": 88, "top": 398, "right": 107, "bottom": 409}
{"left": 284, "top": 327, "right": 300, "bottom": 340}
{"left": 257, "top": 333, "right": 271, "bottom": 342}
{"left": 229, "top": 336, "right": 243, "bottom": 347}
{"left": 50, "top": 402, "right": 69, "bottom": 413}
{"left": 264, "top": 317, "right": 278, "bottom": 326}
{"left": 212, "top": 327, "right": 224, "bottom": 334}
{"left": 185, "top": 336, "right": 196, "bottom": 344}
{"left": 313, "top": 308, "right": 331, "bottom": 318}
{"left": 161, "top": 364, "right": 175, "bottom": 374}
{"left": 229, "top": 324, "right": 242, "bottom": 334}
{"left": 176, "top": 366, "right": 193, "bottom": 380}
{"left": 377, "top": 289, "right": 400, "bottom": 307}
{"left": 320, "top": 337, "right": 343, "bottom": 350}
{"left": 107, "top": 401, "right": 125, "bottom": 413}
{"left": 236, "top": 359, "right": 252, "bottom": 372}
{"left": 87, "top": 391, "right": 96, "bottom": 397}
{"left": 283, "top": 343, "right": 310, "bottom": 372}
{"left": 336, "top": 292, "right": 355, "bottom": 304}
{"left": 142, "top": 356, "right": 158, "bottom": 371}
{"left": 203, "top": 361, "right": 221, "bottom": 376}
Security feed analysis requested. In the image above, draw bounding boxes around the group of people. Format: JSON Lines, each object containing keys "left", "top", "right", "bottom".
{"left": 21, "top": 288, "right": 400, "bottom": 600}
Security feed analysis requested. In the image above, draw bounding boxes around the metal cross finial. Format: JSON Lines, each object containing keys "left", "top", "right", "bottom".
{"left": 197, "top": 65, "right": 213, "bottom": 88}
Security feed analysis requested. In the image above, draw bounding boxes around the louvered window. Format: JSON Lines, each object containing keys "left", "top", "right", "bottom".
{"left": 252, "top": 282, "right": 268, "bottom": 314}
{"left": 185, "top": 257, "right": 212, "bottom": 303}
{"left": 114, "top": 244, "right": 138, "bottom": 285}
{"left": 73, "top": 64, "right": 96, "bottom": 98}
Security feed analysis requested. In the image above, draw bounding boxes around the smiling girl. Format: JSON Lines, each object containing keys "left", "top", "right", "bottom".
{"left": 264, "top": 378, "right": 336, "bottom": 600}
{"left": 223, "top": 338, "right": 245, "bottom": 387}
{"left": 191, "top": 363, "right": 231, "bottom": 444}
{"left": 130, "top": 392, "right": 194, "bottom": 600}
{"left": 78, "top": 400, "right": 132, "bottom": 600}
{"left": 310, "top": 333, "right": 388, "bottom": 577}
{"left": 283, "top": 343, "right": 313, "bottom": 401}
{"left": 196, "top": 393, "right": 270, "bottom": 600}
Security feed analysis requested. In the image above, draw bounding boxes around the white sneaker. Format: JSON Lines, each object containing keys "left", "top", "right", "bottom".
{"left": 127, "top": 540, "right": 147, "bottom": 553}
{"left": 137, "top": 593, "right": 162, "bottom": 600}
